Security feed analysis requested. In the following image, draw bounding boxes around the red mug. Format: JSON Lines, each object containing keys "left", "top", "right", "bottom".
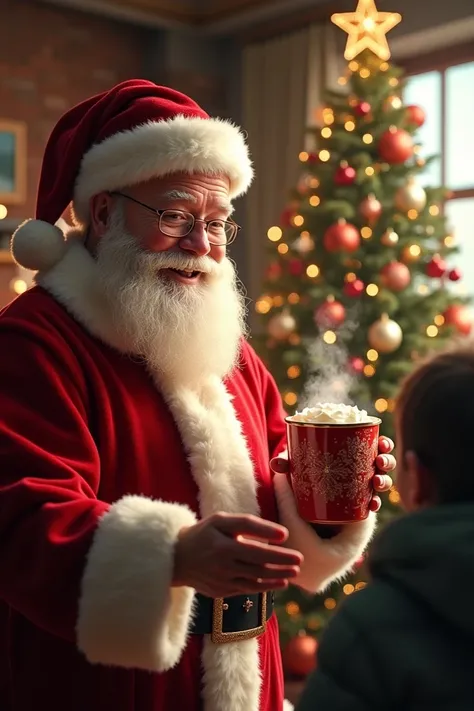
{"left": 283, "top": 416, "right": 381, "bottom": 524}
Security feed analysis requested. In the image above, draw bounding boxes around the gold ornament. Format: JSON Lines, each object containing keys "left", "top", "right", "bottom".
{"left": 383, "top": 94, "right": 402, "bottom": 111}
{"left": 331, "top": 0, "right": 402, "bottom": 61}
{"left": 368, "top": 314, "right": 403, "bottom": 353}
{"left": 380, "top": 228, "right": 399, "bottom": 246}
{"left": 401, "top": 244, "right": 422, "bottom": 263}
{"left": 267, "top": 310, "right": 296, "bottom": 340}
{"left": 395, "top": 178, "right": 427, "bottom": 213}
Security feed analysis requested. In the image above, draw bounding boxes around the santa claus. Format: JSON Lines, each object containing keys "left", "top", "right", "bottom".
{"left": 0, "top": 80, "right": 394, "bottom": 711}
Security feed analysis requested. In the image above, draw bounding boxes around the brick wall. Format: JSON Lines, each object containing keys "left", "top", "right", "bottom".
{"left": 0, "top": 0, "right": 149, "bottom": 222}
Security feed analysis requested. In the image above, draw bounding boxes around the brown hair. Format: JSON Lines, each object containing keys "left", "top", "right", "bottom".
{"left": 395, "top": 342, "right": 474, "bottom": 504}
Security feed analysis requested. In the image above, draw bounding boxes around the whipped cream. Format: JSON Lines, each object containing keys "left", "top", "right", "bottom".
{"left": 289, "top": 403, "right": 369, "bottom": 424}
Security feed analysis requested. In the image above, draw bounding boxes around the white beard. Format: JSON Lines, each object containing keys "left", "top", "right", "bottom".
{"left": 94, "top": 206, "right": 248, "bottom": 389}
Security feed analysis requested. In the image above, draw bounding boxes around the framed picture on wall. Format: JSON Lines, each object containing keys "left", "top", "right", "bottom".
{"left": 0, "top": 120, "right": 27, "bottom": 204}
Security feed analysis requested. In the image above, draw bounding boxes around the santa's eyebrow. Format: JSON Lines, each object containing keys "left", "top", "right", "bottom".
{"left": 160, "top": 190, "right": 234, "bottom": 216}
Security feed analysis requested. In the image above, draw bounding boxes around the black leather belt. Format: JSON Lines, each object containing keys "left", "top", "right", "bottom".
{"left": 190, "top": 591, "right": 275, "bottom": 644}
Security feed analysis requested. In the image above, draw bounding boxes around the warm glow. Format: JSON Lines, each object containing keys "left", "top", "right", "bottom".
{"left": 293, "top": 215, "right": 304, "bottom": 227}
{"left": 0, "top": 204, "right": 8, "bottom": 220}
{"left": 345, "top": 272, "right": 357, "bottom": 283}
{"left": 375, "top": 398, "right": 388, "bottom": 413}
{"left": 349, "top": 60, "right": 359, "bottom": 72}
{"left": 309, "top": 195, "right": 321, "bottom": 207}
{"left": 285, "top": 601, "right": 300, "bottom": 616}
{"left": 255, "top": 296, "right": 273, "bottom": 314}
{"left": 429, "top": 205, "right": 440, "bottom": 216}
{"left": 365, "top": 166, "right": 375, "bottom": 176}
{"left": 288, "top": 292, "right": 300, "bottom": 305}
{"left": 321, "top": 127, "right": 332, "bottom": 138}
{"left": 389, "top": 77, "right": 399, "bottom": 87}
{"left": 323, "top": 108, "right": 335, "bottom": 125}
{"left": 273, "top": 295, "right": 284, "bottom": 307}
{"left": 434, "top": 314, "right": 445, "bottom": 326}
{"left": 444, "top": 235, "right": 455, "bottom": 247}
{"left": 409, "top": 244, "right": 421, "bottom": 257}
{"left": 338, "top": 76, "right": 348, "bottom": 86}
{"left": 418, "top": 284, "right": 429, "bottom": 295}
{"left": 345, "top": 120, "right": 356, "bottom": 132}
{"left": 364, "top": 364, "right": 376, "bottom": 377}
{"left": 426, "top": 325, "right": 439, "bottom": 338}
{"left": 319, "top": 150, "right": 331, "bottom": 162}
{"left": 363, "top": 133, "right": 373, "bottom": 144}
{"left": 289, "top": 333, "right": 301, "bottom": 345}
{"left": 306, "top": 264, "right": 320, "bottom": 278}
{"left": 309, "top": 177, "right": 320, "bottom": 188}
{"left": 367, "top": 349, "right": 379, "bottom": 362}
{"left": 360, "top": 68, "right": 371, "bottom": 79}
{"left": 389, "top": 488, "right": 401, "bottom": 504}
{"left": 267, "top": 226, "right": 282, "bottom": 242}
{"left": 355, "top": 581, "right": 367, "bottom": 591}
{"left": 324, "top": 598, "right": 337, "bottom": 610}
{"left": 277, "top": 243, "right": 289, "bottom": 255}
{"left": 343, "top": 584, "right": 355, "bottom": 595}
{"left": 323, "top": 330, "right": 337, "bottom": 344}
{"left": 407, "top": 209, "right": 418, "bottom": 220}
{"left": 299, "top": 151, "right": 309, "bottom": 162}
{"left": 287, "top": 365, "right": 301, "bottom": 379}
{"left": 11, "top": 279, "right": 28, "bottom": 295}
{"left": 284, "top": 392, "right": 298, "bottom": 406}
{"left": 366, "top": 283, "right": 379, "bottom": 296}
{"left": 380, "top": 62, "right": 389, "bottom": 71}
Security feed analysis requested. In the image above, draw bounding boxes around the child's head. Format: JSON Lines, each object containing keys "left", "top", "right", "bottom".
{"left": 395, "top": 343, "right": 474, "bottom": 512}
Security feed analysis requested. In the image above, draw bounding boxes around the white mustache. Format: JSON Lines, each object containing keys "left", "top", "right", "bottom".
{"left": 140, "top": 250, "right": 219, "bottom": 276}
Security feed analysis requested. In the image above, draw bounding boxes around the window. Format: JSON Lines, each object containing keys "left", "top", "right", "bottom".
{"left": 403, "top": 47, "right": 474, "bottom": 303}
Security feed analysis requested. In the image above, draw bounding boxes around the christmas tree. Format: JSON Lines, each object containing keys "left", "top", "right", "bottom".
{"left": 255, "top": 0, "right": 472, "bottom": 679}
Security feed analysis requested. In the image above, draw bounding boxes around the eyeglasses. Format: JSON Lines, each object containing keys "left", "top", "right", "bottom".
{"left": 110, "top": 191, "right": 240, "bottom": 246}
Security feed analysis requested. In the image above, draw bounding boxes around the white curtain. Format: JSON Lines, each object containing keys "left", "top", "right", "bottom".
{"left": 242, "top": 23, "right": 344, "bottom": 328}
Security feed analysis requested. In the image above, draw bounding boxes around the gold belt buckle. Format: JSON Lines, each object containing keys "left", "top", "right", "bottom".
{"left": 211, "top": 594, "right": 267, "bottom": 644}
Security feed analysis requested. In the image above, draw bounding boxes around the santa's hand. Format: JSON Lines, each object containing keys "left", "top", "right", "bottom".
{"left": 172, "top": 512, "right": 303, "bottom": 597}
{"left": 270, "top": 435, "right": 395, "bottom": 514}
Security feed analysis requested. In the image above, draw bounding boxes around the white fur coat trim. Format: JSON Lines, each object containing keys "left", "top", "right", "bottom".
{"left": 274, "top": 472, "right": 376, "bottom": 593}
{"left": 77, "top": 496, "right": 197, "bottom": 670}
{"left": 155, "top": 378, "right": 262, "bottom": 711}
{"left": 72, "top": 115, "right": 253, "bottom": 223}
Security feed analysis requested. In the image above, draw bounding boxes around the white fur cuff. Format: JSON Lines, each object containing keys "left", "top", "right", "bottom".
{"left": 273, "top": 472, "right": 376, "bottom": 593}
{"left": 77, "top": 495, "right": 197, "bottom": 671}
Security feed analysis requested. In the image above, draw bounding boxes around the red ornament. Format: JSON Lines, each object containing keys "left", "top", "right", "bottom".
{"left": 282, "top": 634, "right": 318, "bottom": 678}
{"left": 280, "top": 206, "right": 296, "bottom": 228}
{"left": 343, "top": 279, "right": 365, "bottom": 298}
{"left": 380, "top": 261, "right": 411, "bottom": 292}
{"left": 324, "top": 220, "right": 360, "bottom": 253}
{"left": 378, "top": 127, "right": 414, "bottom": 164}
{"left": 405, "top": 104, "right": 426, "bottom": 127}
{"left": 288, "top": 259, "right": 304, "bottom": 276}
{"left": 314, "top": 298, "right": 346, "bottom": 328}
{"left": 335, "top": 164, "right": 356, "bottom": 186}
{"left": 265, "top": 261, "right": 282, "bottom": 281}
{"left": 306, "top": 152, "right": 319, "bottom": 164}
{"left": 448, "top": 268, "right": 462, "bottom": 282}
{"left": 354, "top": 101, "right": 371, "bottom": 117}
{"left": 349, "top": 356, "right": 365, "bottom": 373}
{"left": 426, "top": 256, "right": 447, "bottom": 278}
{"left": 360, "top": 194, "right": 383, "bottom": 224}
{"left": 443, "top": 304, "right": 472, "bottom": 336}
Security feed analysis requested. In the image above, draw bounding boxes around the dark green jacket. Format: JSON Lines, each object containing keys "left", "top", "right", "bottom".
{"left": 295, "top": 504, "right": 474, "bottom": 711}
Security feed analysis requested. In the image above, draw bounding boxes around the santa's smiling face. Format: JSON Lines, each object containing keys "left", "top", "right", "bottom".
{"left": 87, "top": 172, "right": 247, "bottom": 388}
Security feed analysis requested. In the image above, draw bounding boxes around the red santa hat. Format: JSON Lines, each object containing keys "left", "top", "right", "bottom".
{"left": 11, "top": 79, "right": 253, "bottom": 272}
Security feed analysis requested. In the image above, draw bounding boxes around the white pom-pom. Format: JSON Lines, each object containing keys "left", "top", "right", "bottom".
{"left": 11, "top": 219, "right": 67, "bottom": 272}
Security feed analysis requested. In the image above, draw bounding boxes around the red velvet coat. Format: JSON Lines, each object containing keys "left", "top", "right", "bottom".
{"left": 0, "top": 246, "right": 375, "bottom": 711}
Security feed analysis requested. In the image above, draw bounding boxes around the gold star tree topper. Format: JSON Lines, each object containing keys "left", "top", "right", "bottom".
{"left": 331, "top": 0, "right": 402, "bottom": 61}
